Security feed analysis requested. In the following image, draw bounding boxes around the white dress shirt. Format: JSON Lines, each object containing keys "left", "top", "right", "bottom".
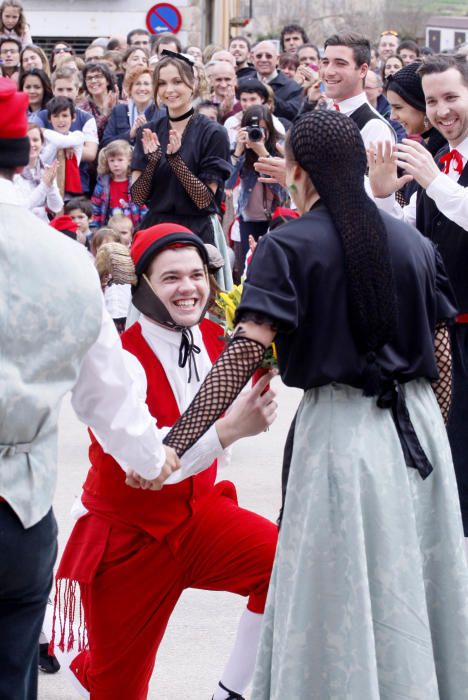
{"left": 337, "top": 92, "right": 395, "bottom": 148}
{"left": 71, "top": 298, "right": 168, "bottom": 480}
{"left": 375, "top": 135, "right": 468, "bottom": 231}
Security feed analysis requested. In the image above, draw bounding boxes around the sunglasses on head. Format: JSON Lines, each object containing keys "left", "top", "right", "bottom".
{"left": 380, "top": 30, "right": 399, "bottom": 37}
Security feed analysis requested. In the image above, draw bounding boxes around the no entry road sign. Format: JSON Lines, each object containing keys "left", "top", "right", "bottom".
{"left": 146, "top": 3, "right": 182, "bottom": 35}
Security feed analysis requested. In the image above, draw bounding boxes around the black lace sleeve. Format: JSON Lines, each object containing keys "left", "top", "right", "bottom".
{"left": 163, "top": 336, "right": 266, "bottom": 456}
{"left": 433, "top": 322, "right": 452, "bottom": 424}
{"left": 130, "top": 147, "right": 162, "bottom": 206}
{"left": 166, "top": 152, "right": 215, "bottom": 210}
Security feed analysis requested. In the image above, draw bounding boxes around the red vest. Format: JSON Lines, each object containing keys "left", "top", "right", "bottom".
{"left": 82, "top": 319, "right": 224, "bottom": 540}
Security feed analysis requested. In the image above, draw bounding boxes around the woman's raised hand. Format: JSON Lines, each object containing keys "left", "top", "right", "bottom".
{"left": 166, "top": 129, "right": 182, "bottom": 155}
{"left": 141, "top": 128, "right": 160, "bottom": 155}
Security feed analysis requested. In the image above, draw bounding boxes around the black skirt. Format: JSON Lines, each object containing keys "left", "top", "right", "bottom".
{"left": 136, "top": 210, "right": 215, "bottom": 245}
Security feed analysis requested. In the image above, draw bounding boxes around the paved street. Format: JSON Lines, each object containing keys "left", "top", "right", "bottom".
{"left": 38, "top": 381, "right": 301, "bottom": 700}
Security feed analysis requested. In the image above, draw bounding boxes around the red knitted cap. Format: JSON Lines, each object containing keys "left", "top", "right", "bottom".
{"left": 49, "top": 215, "right": 79, "bottom": 234}
{"left": 131, "top": 223, "right": 208, "bottom": 275}
{"left": 0, "top": 78, "right": 28, "bottom": 138}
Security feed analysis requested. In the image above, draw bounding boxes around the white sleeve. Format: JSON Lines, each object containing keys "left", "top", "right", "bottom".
{"left": 425, "top": 173, "right": 468, "bottom": 232}
{"left": 43, "top": 129, "right": 86, "bottom": 148}
{"left": 45, "top": 180, "right": 64, "bottom": 214}
{"left": 82, "top": 117, "right": 99, "bottom": 144}
{"left": 71, "top": 298, "right": 167, "bottom": 479}
{"left": 374, "top": 190, "right": 417, "bottom": 227}
{"left": 23, "top": 181, "right": 48, "bottom": 210}
{"left": 360, "top": 118, "right": 395, "bottom": 150}
{"left": 161, "top": 423, "right": 229, "bottom": 484}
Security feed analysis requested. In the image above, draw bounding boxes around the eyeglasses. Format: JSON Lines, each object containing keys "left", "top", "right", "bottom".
{"left": 380, "top": 30, "right": 399, "bottom": 37}
{"left": 86, "top": 74, "right": 105, "bottom": 82}
{"left": 1, "top": 47, "right": 19, "bottom": 55}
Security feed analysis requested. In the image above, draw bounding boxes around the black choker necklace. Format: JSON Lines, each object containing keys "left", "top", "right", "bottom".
{"left": 168, "top": 107, "right": 194, "bottom": 122}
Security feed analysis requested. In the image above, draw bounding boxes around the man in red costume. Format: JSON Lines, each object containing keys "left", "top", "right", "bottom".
{"left": 52, "top": 224, "right": 278, "bottom": 700}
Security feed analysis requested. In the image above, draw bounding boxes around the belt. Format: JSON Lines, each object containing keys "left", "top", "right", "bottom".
{"left": 377, "top": 380, "right": 433, "bottom": 480}
{"left": 0, "top": 442, "right": 32, "bottom": 458}
{"left": 0, "top": 442, "right": 33, "bottom": 503}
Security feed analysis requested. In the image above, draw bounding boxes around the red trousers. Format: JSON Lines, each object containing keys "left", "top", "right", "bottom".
{"left": 70, "top": 483, "right": 277, "bottom": 699}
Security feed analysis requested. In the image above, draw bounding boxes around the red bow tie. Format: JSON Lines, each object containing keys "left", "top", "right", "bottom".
{"left": 439, "top": 149, "right": 464, "bottom": 175}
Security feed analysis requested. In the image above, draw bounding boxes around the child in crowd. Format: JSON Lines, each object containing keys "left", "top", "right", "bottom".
{"left": 41, "top": 96, "right": 86, "bottom": 201}
{"left": 91, "top": 226, "right": 131, "bottom": 333}
{"left": 91, "top": 139, "right": 147, "bottom": 229}
{"left": 0, "top": 0, "right": 31, "bottom": 48}
{"left": 13, "top": 122, "right": 63, "bottom": 221}
{"left": 107, "top": 211, "right": 133, "bottom": 246}
{"left": 64, "top": 196, "right": 93, "bottom": 246}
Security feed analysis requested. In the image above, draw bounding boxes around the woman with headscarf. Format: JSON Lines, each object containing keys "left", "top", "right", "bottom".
{"left": 162, "top": 109, "right": 468, "bottom": 699}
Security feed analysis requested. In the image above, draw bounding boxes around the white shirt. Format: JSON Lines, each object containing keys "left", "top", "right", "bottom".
{"left": 70, "top": 297, "right": 167, "bottom": 480}
{"left": 337, "top": 92, "right": 395, "bottom": 148}
{"left": 375, "top": 135, "right": 468, "bottom": 231}
{"left": 41, "top": 129, "right": 85, "bottom": 165}
{"left": 138, "top": 316, "right": 230, "bottom": 483}
{"left": 12, "top": 169, "right": 63, "bottom": 221}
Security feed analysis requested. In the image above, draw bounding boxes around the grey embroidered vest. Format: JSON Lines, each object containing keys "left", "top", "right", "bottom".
{"left": 0, "top": 200, "right": 101, "bottom": 527}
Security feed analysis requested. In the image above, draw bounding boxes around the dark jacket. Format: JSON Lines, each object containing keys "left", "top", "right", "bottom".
{"left": 268, "top": 71, "right": 303, "bottom": 121}
{"left": 101, "top": 103, "right": 162, "bottom": 147}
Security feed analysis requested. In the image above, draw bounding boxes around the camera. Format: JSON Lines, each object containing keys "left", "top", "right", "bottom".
{"left": 246, "top": 116, "right": 265, "bottom": 142}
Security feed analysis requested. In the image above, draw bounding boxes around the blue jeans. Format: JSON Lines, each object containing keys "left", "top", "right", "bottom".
{"left": 0, "top": 504, "right": 57, "bottom": 700}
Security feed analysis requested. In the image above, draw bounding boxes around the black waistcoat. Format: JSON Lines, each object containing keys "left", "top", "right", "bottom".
{"left": 416, "top": 146, "right": 468, "bottom": 313}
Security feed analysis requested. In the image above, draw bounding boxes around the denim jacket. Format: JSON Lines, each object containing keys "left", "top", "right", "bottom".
{"left": 226, "top": 155, "right": 287, "bottom": 217}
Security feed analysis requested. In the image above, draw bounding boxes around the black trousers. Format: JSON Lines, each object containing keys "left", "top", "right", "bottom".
{"left": 0, "top": 504, "right": 57, "bottom": 700}
{"left": 447, "top": 323, "right": 468, "bottom": 535}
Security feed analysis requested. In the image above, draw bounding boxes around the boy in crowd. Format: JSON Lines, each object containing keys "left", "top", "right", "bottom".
{"left": 34, "top": 67, "right": 99, "bottom": 195}
{"left": 64, "top": 196, "right": 94, "bottom": 246}
{"left": 41, "top": 96, "right": 86, "bottom": 201}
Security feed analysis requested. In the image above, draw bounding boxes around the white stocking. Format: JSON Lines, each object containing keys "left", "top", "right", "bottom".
{"left": 212, "top": 609, "right": 263, "bottom": 700}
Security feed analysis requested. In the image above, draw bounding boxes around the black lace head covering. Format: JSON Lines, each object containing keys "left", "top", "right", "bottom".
{"left": 287, "top": 110, "right": 398, "bottom": 384}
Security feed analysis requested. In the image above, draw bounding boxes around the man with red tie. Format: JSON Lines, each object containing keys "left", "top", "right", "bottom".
{"left": 367, "top": 53, "right": 468, "bottom": 554}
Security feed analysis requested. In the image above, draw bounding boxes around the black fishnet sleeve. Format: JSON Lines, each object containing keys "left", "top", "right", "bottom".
{"left": 166, "top": 152, "right": 215, "bottom": 209}
{"left": 130, "top": 148, "right": 162, "bottom": 206}
{"left": 433, "top": 322, "right": 452, "bottom": 424}
{"left": 163, "top": 336, "right": 266, "bottom": 456}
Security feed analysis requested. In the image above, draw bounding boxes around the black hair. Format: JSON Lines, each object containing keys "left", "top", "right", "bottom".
{"left": 418, "top": 53, "right": 468, "bottom": 87}
{"left": 297, "top": 43, "right": 321, "bottom": 61}
{"left": 46, "top": 95, "right": 76, "bottom": 119}
{"left": 64, "top": 196, "right": 93, "bottom": 218}
{"left": 286, "top": 110, "right": 397, "bottom": 365}
{"left": 229, "top": 36, "right": 251, "bottom": 51}
{"left": 195, "top": 100, "right": 220, "bottom": 118}
{"left": 397, "top": 40, "right": 420, "bottom": 57}
{"left": 127, "top": 28, "right": 150, "bottom": 44}
{"left": 240, "top": 104, "right": 281, "bottom": 171}
{"left": 324, "top": 32, "right": 370, "bottom": 67}
{"left": 82, "top": 61, "right": 116, "bottom": 95}
{"left": 280, "top": 24, "right": 309, "bottom": 51}
{"left": 153, "top": 33, "right": 182, "bottom": 54}
{"left": 19, "top": 67, "right": 53, "bottom": 108}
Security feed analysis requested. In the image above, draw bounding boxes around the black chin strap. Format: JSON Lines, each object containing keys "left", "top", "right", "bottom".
{"left": 178, "top": 327, "right": 201, "bottom": 383}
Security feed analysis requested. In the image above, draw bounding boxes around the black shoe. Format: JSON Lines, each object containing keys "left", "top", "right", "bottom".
{"left": 212, "top": 681, "right": 245, "bottom": 699}
{"left": 38, "top": 643, "right": 61, "bottom": 674}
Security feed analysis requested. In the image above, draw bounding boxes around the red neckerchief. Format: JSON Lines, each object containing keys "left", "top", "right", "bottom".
{"left": 439, "top": 149, "right": 464, "bottom": 175}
